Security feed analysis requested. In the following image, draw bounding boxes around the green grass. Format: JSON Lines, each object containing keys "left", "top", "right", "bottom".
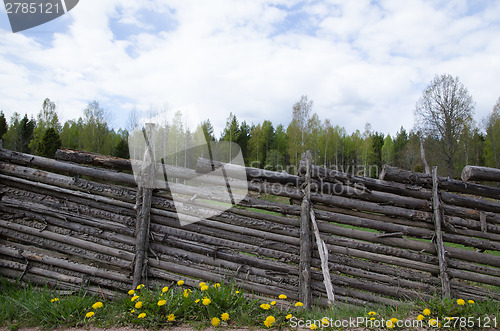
{"left": 1, "top": 277, "right": 500, "bottom": 329}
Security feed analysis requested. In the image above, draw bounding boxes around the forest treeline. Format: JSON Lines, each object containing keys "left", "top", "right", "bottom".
{"left": 1, "top": 75, "right": 499, "bottom": 178}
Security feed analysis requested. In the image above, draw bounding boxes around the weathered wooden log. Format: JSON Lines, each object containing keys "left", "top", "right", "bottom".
{"left": 447, "top": 267, "right": 500, "bottom": 287}
{"left": 148, "top": 258, "right": 296, "bottom": 301}
{"left": 381, "top": 165, "right": 500, "bottom": 200}
{"left": 299, "top": 151, "right": 313, "bottom": 309}
{"left": 0, "top": 174, "right": 137, "bottom": 212}
{"left": 0, "top": 267, "right": 119, "bottom": 298}
{"left": 151, "top": 213, "right": 299, "bottom": 258}
{"left": 0, "top": 161, "right": 137, "bottom": 203}
{"left": 432, "top": 167, "right": 451, "bottom": 298}
{"left": 312, "top": 206, "right": 500, "bottom": 250}
{"left": 311, "top": 198, "right": 500, "bottom": 238}
{"left": 321, "top": 248, "right": 440, "bottom": 285}
{"left": 197, "top": 157, "right": 300, "bottom": 186}
{"left": 150, "top": 221, "right": 299, "bottom": 264}
{"left": 0, "top": 219, "right": 134, "bottom": 268}
{"left": 313, "top": 258, "right": 438, "bottom": 295}
{"left": 462, "top": 165, "right": 500, "bottom": 182}
{"left": 0, "top": 241, "right": 132, "bottom": 283}
{"left": 150, "top": 240, "right": 297, "bottom": 285}
{"left": 55, "top": 148, "right": 133, "bottom": 170}
{"left": 0, "top": 148, "right": 138, "bottom": 186}
{"left": 1, "top": 196, "right": 135, "bottom": 239}
{"left": 310, "top": 268, "right": 432, "bottom": 302}
{"left": 310, "top": 281, "right": 404, "bottom": 306}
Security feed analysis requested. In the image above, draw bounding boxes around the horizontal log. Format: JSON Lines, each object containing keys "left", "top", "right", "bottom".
{"left": 150, "top": 240, "right": 298, "bottom": 285}
{"left": 0, "top": 268, "right": 118, "bottom": 299}
{"left": 150, "top": 221, "right": 299, "bottom": 264}
{"left": 197, "top": 157, "right": 301, "bottom": 186}
{"left": 55, "top": 148, "right": 133, "bottom": 171}
{"left": 148, "top": 257, "right": 298, "bottom": 302}
{"left": 0, "top": 220, "right": 133, "bottom": 270}
{"left": 151, "top": 213, "right": 299, "bottom": 258}
{"left": 381, "top": 165, "right": 500, "bottom": 200}
{"left": 462, "top": 165, "right": 500, "bottom": 182}
{"left": 0, "top": 162, "right": 138, "bottom": 203}
{"left": 299, "top": 161, "right": 431, "bottom": 200}
{"left": 1, "top": 195, "right": 135, "bottom": 240}
{"left": 0, "top": 241, "right": 132, "bottom": 284}
{"left": 447, "top": 267, "right": 500, "bottom": 287}
{"left": 310, "top": 281, "right": 403, "bottom": 306}
{"left": 0, "top": 149, "right": 137, "bottom": 186}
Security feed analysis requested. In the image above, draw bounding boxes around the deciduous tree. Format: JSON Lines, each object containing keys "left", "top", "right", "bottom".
{"left": 414, "top": 74, "right": 475, "bottom": 176}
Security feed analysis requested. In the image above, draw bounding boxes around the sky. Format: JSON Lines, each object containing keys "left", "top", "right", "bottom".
{"left": 0, "top": 0, "right": 499, "bottom": 137}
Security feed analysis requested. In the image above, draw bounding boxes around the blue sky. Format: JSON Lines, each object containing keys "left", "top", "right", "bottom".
{"left": 0, "top": 0, "right": 499, "bottom": 137}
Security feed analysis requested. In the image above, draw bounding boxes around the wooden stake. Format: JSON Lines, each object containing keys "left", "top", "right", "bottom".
{"left": 299, "top": 151, "right": 312, "bottom": 309}
{"left": 132, "top": 123, "right": 155, "bottom": 289}
{"left": 432, "top": 166, "right": 451, "bottom": 298}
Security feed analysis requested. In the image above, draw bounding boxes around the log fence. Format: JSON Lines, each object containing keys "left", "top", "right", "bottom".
{"left": 0, "top": 146, "right": 499, "bottom": 308}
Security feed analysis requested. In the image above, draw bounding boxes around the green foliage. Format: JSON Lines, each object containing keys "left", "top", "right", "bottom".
{"left": 0, "top": 111, "right": 7, "bottom": 139}
{"left": 0, "top": 278, "right": 99, "bottom": 328}
{"left": 29, "top": 98, "right": 61, "bottom": 153}
{"left": 39, "top": 127, "right": 62, "bottom": 158}
{"left": 484, "top": 97, "right": 500, "bottom": 168}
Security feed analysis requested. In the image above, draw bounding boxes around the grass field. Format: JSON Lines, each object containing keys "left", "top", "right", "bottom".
{"left": 1, "top": 278, "right": 499, "bottom": 330}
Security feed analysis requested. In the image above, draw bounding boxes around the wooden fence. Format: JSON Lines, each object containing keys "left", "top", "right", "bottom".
{"left": 0, "top": 146, "right": 499, "bottom": 308}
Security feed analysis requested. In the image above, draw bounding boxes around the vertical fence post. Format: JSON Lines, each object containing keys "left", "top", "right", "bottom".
{"left": 132, "top": 123, "right": 155, "bottom": 289}
{"left": 432, "top": 166, "right": 451, "bottom": 298}
{"left": 299, "top": 150, "right": 313, "bottom": 309}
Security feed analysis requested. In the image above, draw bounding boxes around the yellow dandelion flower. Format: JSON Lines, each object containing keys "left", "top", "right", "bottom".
{"left": 195, "top": 299, "right": 200, "bottom": 303}
{"left": 136, "top": 284, "right": 145, "bottom": 290}
{"left": 429, "top": 319, "right": 438, "bottom": 327}
{"left": 286, "top": 314, "right": 292, "bottom": 319}
{"left": 162, "top": 286, "right": 169, "bottom": 293}
{"left": 138, "top": 313, "right": 146, "bottom": 319}
{"left": 423, "top": 308, "right": 431, "bottom": 316}
{"left": 295, "top": 302, "right": 303, "bottom": 307}
{"left": 92, "top": 301, "right": 103, "bottom": 309}
{"left": 264, "top": 316, "right": 275, "bottom": 328}
{"left": 390, "top": 318, "right": 398, "bottom": 324}
{"left": 131, "top": 295, "right": 139, "bottom": 302}
{"left": 135, "top": 301, "right": 143, "bottom": 309}
{"left": 183, "top": 289, "right": 190, "bottom": 298}
{"left": 279, "top": 294, "right": 287, "bottom": 299}
{"left": 168, "top": 314, "right": 175, "bottom": 321}
{"left": 212, "top": 317, "right": 221, "bottom": 327}
{"left": 271, "top": 301, "right": 276, "bottom": 306}
{"left": 130, "top": 309, "right": 135, "bottom": 313}
{"left": 128, "top": 289, "right": 135, "bottom": 296}
{"left": 235, "top": 291, "right": 240, "bottom": 294}
{"left": 221, "top": 313, "right": 229, "bottom": 321}
{"left": 214, "top": 283, "right": 221, "bottom": 288}
{"left": 202, "top": 297, "right": 211, "bottom": 305}
{"left": 370, "top": 317, "right": 375, "bottom": 321}
{"left": 417, "top": 314, "right": 425, "bottom": 321}
{"left": 368, "top": 311, "right": 376, "bottom": 316}
{"left": 201, "top": 285, "right": 209, "bottom": 291}
{"left": 321, "top": 317, "right": 329, "bottom": 325}
{"left": 86, "top": 311, "right": 94, "bottom": 318}
{"left": 457, "top": 299, "right": 465, "bottom": 305}
{"left": 310, "top": 323, "right": 318, "bottom": 330}
{"left": 386, "top": 320, "right": 394, "bottom": 329}
{"left": 260, "top": 303, "right": 271, "bottom": 310}
{"left": 51, "top": 298, "right": 59, "bottom": 303}
{"left": 199, "top": 282, "right": 206, "bottom": 287}
{"left": 468, "top": 299, "right": 475, "bottom": 304}
{"left": 158, "top": 299, "right": 166, "bottom": 306}
{"left": 177, "top": 280, "right": 184, "bottom": 286}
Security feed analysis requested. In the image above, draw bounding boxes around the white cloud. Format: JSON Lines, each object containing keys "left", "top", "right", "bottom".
{"left": 0, "top": 0, "right": 499, "bottom": 137}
